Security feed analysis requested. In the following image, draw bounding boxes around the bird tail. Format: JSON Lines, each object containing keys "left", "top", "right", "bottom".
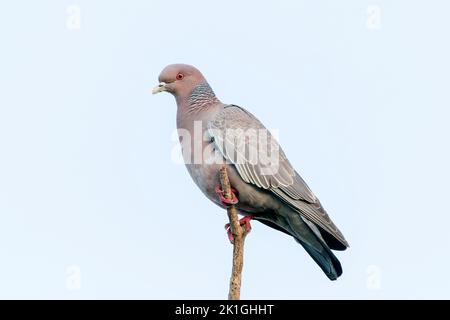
{"left": 280, "top": 208, "right": 343, "bottom": 280}
{"left": 294, "top": 237, "right": 342, "bottom": 280}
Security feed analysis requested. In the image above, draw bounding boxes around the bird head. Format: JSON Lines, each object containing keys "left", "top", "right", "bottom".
{"left": 152, "top": 64, "right": 206, "bottom": 98}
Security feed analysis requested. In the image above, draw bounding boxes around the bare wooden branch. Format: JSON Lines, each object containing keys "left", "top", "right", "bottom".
{"left": 219, "top": 166, "right": 248, "bottom": 300}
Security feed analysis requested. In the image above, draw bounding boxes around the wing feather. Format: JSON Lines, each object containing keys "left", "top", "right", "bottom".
{"left": 208, "top": 105, "right": 348, "bottom": 248}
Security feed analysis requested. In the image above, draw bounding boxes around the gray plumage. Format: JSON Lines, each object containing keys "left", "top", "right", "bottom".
{"left": 153, "top": 64, "right": 349, "bottom": 280}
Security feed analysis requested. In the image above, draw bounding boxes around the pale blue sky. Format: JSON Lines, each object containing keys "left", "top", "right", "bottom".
{"left": 0, "top": 0, "right": 449, "bottom": 299}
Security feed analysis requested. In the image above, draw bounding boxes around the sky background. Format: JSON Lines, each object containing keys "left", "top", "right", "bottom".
{"left": 0, "top": 0, "right": 449, "bottom": 299}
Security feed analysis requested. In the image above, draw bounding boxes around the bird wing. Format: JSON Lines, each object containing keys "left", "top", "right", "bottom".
{"left": 208, "top": 104, "right": 348, "bottom": 248}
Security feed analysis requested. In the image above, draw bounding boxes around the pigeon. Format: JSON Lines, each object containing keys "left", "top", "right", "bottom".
{"left": 152, "top": 64, "right": 349, "bottom": 280}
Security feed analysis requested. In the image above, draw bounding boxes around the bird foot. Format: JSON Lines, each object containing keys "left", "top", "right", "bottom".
{"left": 215, "top": 185, "right": 239, "bottom": 206}
{"left": 225, "top": 215, "right": 253, "bottom": 243}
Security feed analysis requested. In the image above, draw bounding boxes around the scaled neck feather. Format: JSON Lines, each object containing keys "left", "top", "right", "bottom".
{"left": 186, "top": 82, "right": 219, "bottom": 113}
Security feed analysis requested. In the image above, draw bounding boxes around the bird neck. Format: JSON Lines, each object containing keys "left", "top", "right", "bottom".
{"left": 185, "top": 82, "right": 220, "bottom": 111}
{"left": 176, "top": 82, "right": 221, "bottom": 129}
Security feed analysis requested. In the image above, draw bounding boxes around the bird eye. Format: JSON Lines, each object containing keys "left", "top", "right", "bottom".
{"left": 176, "top": 73, "right": 184, "bottom": 80}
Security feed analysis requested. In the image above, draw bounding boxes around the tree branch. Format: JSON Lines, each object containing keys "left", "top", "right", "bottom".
{"left": 219, "top": 166, "right": 247, "bottom": 300}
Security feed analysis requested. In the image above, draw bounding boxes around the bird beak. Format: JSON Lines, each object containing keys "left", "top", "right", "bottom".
{"left": 152, "top": 82, "right": 167, "bottom": 94}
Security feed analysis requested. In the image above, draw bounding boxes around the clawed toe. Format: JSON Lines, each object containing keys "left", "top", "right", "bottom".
{"left": 215, "top": 185, "right": 239, "bottom": 206}
{"left": 224, "top": 215, "right": 253, "bottom": 243}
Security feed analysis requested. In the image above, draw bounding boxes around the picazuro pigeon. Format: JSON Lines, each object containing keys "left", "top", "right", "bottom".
{"left": 152, "top": 64, "right": 349, "bottom": 280}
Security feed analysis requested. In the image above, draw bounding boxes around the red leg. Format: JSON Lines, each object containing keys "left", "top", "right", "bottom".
{"left": 215, "top": 185, "right": 239, "bottom": 206}
{"left": 239, "top": 215, "right": 253, "bottom": 233}
{"left": 225, "top": 215, "right": 254, "bottom": 243}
